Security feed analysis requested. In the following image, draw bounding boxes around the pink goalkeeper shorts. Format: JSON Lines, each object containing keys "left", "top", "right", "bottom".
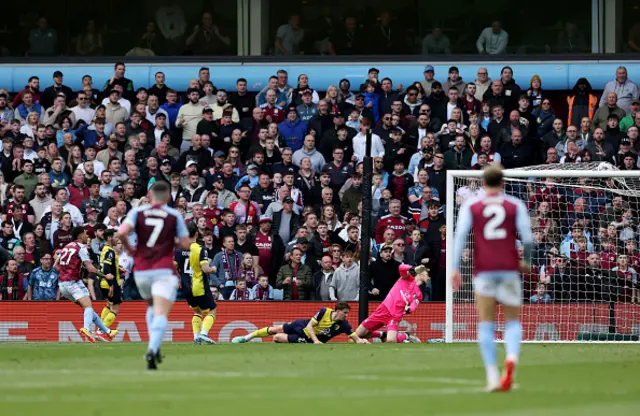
{"left": 362, "top": 304, "right": 402, "bottom": 333}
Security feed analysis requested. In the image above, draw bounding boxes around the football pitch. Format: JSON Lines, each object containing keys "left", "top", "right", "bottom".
{"left": 0, "top": 343, "right": 638, "bottom": 416}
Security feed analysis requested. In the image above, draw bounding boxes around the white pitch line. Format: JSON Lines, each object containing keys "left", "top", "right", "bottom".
{"left": 0, "top": 387, "right": 489, "bottom": 403}
{"left": 0, "top": 368, "right": 483, "bottom": 387}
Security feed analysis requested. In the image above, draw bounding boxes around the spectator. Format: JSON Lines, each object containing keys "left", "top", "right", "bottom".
{"left": 419, "top": 65, "right": 439, "bottom": 98}
{"left": 530, "top": 282, "right": 552, "bottom": 303}
{"left": 275, "top": 14, "right": 304, "bottom": 56}
{"left": 421, "top": 26, "right": 451, "bottom": 55}
{"left": 620, "top": 100, "right": 640, "bottom": 132}
{"left": 501, "top": 128, "right": 532, "bottom": 168}
{"left": 585, "top": 128, "right": 616, "bottom": 163}
{"left": 593, "top": 92, "right": 626, "bottom": 132}
{"left": 473, "top": 68, "right": 492, "bottom": 101}
{"left": 567, "top": 78, "right": 597, "bottom": 128}
{"left": 276, "top": 247, "right": 311, "bottom": 300}
{"left": 329, "top": 250, "right": 359, "bottom": 301}
{"left": 229, "top": 279, "right": 254, "bottom": 300}
{"left": 369, "top": 243, "right": 401, "bottom": 300}
{"left": 328, "top": 17, "right": 366, "bottom": 55}
{"left": 599, "top": 66, "right": 639, "bottom": 113}
{"left": 311, "top": 255, "right": 334, "bottom": 301}
{"left": 353, "top": 120, "right": 385, "bottom": 162}
{"left": 28, "top": 17, "right": 58, "bottom": 57}
{"left": 251, "top": 275, "right": 274, "bottom": 300}
{"left": 531, "top": 98, "right": 556, "bottom": 138}
{"left": 211, "top": 235, "right": 243, "bottom": 299}
{"left": 476, "top": 21, "right": 508, "bottom": 55}
{"left": 185, "top": 12, "right": 231, "bottom": 55}
{"left": 444, "top": 135, "right": 473, "bottom": 170}
{"left": 526, "top": 75, "right": 544, "bottom": 109}
{"left": 176, "top": 88, "right": 203, "bottom": 153}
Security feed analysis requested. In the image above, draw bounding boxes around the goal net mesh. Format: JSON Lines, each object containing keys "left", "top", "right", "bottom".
{"left": 450, "top": 162, "right": 640, "bottom": 342}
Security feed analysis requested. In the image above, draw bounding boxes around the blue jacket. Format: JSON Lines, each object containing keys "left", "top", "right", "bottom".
{"left": 363, "top": 92, "right": 381, "bottom": 124}
{"left": 75, "top": 123, "right": 105, "bottom": 147}
{"left": 278, "top": 119, "right": 308, "bottom": 151}
{"left": 160, "top": 103, "right": 182, "bottom": 127}
{"left": 49, "top": 171, "right": 70, "bottom": 188}
{"left": 531, "top": 108, "right": 556, "bottom": 138}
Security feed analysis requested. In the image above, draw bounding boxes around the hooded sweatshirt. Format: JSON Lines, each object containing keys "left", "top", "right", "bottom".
{"left": 292, "top": 147, "right": 326, "bottom": 173}
{"left": 329, "top": 261, "right": 360, "bottom": 301}
{"left": 569, "top": 78, "right": 595, "bottom": 128}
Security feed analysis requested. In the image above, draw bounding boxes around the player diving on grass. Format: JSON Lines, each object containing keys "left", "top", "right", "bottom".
{"left": 98, "top": 229, "right": 123, "bottom": 333}
{"left": 185, "top": 224, "right": 218, "bottom": 345}
{"left": 232, "top": 301, "right": 369, "bottom": 344}
{"left": 55, "top": 226, "right": 117, "bottom": 343}
{"left": 354, "top": 263, "right": 427, "bottom": 343}
{"left": 451, "top": 165, "right": 533, "bottom": 392}
{"left": 117, "top": 181, "right": 191, "bottom": 370}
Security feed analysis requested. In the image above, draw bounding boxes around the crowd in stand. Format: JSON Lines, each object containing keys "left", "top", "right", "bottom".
{"left": 0, "top": 61, "right": 639, "bottom": 305}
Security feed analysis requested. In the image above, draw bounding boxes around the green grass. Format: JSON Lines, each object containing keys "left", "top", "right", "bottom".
{"left": 0, "top": 343, "right": 638, "bottom": 415}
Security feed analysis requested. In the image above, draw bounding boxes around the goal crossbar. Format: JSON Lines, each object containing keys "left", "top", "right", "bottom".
{"left": 444, "top": 168, "right": 640, "bottom": 343}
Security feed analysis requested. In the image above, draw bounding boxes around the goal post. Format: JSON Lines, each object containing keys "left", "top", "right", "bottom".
{"left": 445, "top": 163, "right": 640, "bottom": 343}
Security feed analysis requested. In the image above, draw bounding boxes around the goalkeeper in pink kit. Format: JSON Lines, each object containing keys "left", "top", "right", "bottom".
{"left": 354, "top": 264, "right": 429, "bottom": 343}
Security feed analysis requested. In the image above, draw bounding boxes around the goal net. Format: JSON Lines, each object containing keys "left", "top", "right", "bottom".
{"left": 445, "top": 162, "right": 640, "bottom": 343}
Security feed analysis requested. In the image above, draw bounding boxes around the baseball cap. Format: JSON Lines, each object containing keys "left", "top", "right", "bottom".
{"left": 449, "top": 66, "right": 459, "bottom": 73}
{"left": 53, "top": 70, "right": 63, "bottom": 78}
{"left": 390, "top": 126, "right": 403, "bottom": 134}
{"left": 368, "top": 67, "right": 379, "bottom": 74}
{"left": 161, "top": 158, "right": 172, "bottom": 165}
{"left": 213, "top": 150, "right": 225, "bottom": 158}
{"left": 202, "top": 106, "right": 213, "bottom": 114}
{"left": 424, "top": 65, "right": 435, "bottom": 73}
{"left": 247, "top": 164, "right": 258, "bottom": 171}
{"left": 109, "top": 89, "right": 120, "bottom": 96}
{"left": 301, "top": 89, "right": 313, "bottom": 96}
{"left": 86, "top": 207, "right": 97, "bottom": 215}
{"left": 213, "top": 173, "right": 224, "bottom": 182}
{"left": 113, "top": 185, "right": 124, "bottom": 193}
{"left": 621, "top": 137, "right": 631, "bottom": 145}
{"left": 258, "top": 215, "right": 272, "bottom": 224}
{"left": 333, "top": 111, "right": 344, "bottom": 118}
{"left": 633, "top": 99, "right": 640, "bottom": 106}
{"left": 380, "top": 243, "right": 393, "bottom": 251}
{"left": 287, "top": 105, "right": 297, "bottom": 113}
{"left": 320, "top": 165, "right": 331, "bottom": 174}
{"left": 283, "top": 196, "right": 294, "bottom": 204}
{"left": 186, "top": 160, "right": 198, "bottom": 168}
{"left": 297, "top": 237, "right": 310, "bottom": 244}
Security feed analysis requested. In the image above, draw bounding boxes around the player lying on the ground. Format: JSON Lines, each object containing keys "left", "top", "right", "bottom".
{"left": 451, "top": 164, "right": 533, "bottom": 392}
{"left": 354, "top": 263, "right": 428, "bottom": 343}
{"left": 232, "top": 301, "right": 369, "bottom": 344}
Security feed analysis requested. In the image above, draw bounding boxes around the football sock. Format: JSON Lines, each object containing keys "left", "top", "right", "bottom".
{"left": 148, "top": 315, "right": 168, "bottom": 354}
{"left": 83, "top": 307, "right": 94, "bottom": 329}
{"left": 92, "top": 311, "right": 111, "bottom": 334}
{"left": 100, "top": 306, "right": 110, "bottom": 321}
{"left": 504, "top": 320, "right": 522, "bottom": 362}
{"left": 146, "top": 306, "right": 154, "bottom": 339}
{"left": 371, "top": 331, "right": 385, "bottom": 338}
{"left": 247, "top": 327, "right": 270, "bottom": 340}
{"left": 478, "top": 321, "right": 499, "bottom": 385}
{"left": 200, "top": 315, "right": 215, "bottom": 336}
{"left": 192, "top": 314, "right": 203, "bottom": 339}
{"left": 396, "top": 333, "right": 408, "bottom": 343}
{"left": 103, "top": 312, "right": 117, "bottom": 328}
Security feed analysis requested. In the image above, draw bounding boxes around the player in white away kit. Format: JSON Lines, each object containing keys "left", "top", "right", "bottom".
{"left": 117, "top": 182, "right": 190, "bottom": 370}
{"left": 451, "top": 165, "right": 533, "bottom": 392}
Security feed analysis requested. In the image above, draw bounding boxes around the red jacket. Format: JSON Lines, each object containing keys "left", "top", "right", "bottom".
{"left": 12, "top": 87, "right": 42, "bottom": 107}
{"left": 374, "top": 214, "right": 409, "bottom": 243}
{"left": 67, "top": 184, "right": 90, "bottom": 208}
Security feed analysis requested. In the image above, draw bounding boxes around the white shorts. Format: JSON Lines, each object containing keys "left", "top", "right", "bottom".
{"left": 473, "top": 271, "right": 522, "bottom": 307}
{"left": 59, "top": 280, "right": 90, "bottom": 302}
{"left": 134, "top": 271, "right": 178, "bottom": 302}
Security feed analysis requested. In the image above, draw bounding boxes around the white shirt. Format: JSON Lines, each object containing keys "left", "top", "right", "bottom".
{"left": 23, "top": 148, "right": 37, "bottom": 162}
{"left": 146, "top": 107, "right": 169, "bottom": 126}
{"left": 42, "top": 202, "right": 84, "bottom": 227}
{"left": 101, "top": 97, "right": 131, "bottom": 114}
{"left": 352, "top": 132, "right": 385, "bottom": 162}
{"left": 446, "top": 102, "right": 457, "bottom": 120}
{"left": 71, "top": 106, "right": 95, "bottom": 124}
